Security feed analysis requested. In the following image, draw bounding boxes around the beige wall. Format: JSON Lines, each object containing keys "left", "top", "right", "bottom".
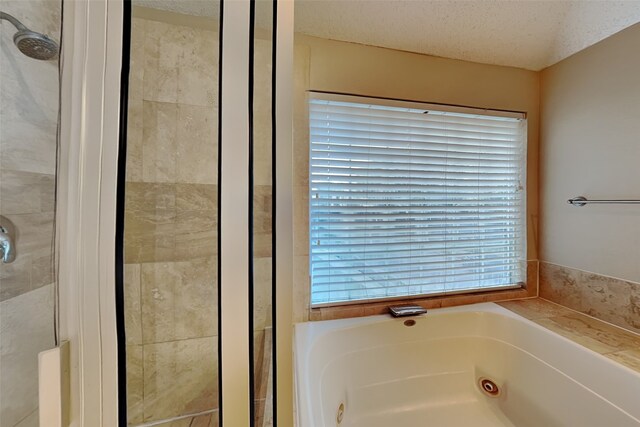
{"left": 540, "top": 23, "right": 640, "bottom": 284}
{"left": 0, "top": 1, "right": 60, "bottom": 426}
{"left": 292, "top": 35, "right": 541, "bottom": 322}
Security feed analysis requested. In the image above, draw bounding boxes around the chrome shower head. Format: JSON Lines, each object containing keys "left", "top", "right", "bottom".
{"left": 13, "top": 30, "right": 58, "bottom": 60}
{"left": 1, "top": 11, "right": 58, "bottom": 60}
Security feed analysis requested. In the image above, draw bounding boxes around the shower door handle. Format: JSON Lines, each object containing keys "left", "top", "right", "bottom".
{"left": 0, "top": 226, "right": 15, "bottom": 264}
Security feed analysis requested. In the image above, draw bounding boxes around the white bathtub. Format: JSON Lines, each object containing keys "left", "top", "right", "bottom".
{"left": 294, "top": 303, "right": 640, "bottom": 427}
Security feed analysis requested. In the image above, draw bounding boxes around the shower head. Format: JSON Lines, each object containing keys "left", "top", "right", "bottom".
{"left": 0, "top": 11, "right": 58, "bottom": 60}
{"left": 13, "top": 30, "right": 59, "bottom": 60}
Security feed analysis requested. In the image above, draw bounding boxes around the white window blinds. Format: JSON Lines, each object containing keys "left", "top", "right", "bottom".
{"left": 309, "top": 94, "right": 527, "bottom": 306}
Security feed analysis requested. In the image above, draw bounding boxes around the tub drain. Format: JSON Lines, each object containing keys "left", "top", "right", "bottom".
{"left": 336, "top": 402, "right": 345, "bottom": 424}
{"left": 478, "top": 378, "right": 500, "bottom": 397}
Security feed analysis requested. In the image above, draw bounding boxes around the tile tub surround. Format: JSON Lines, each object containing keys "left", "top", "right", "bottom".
{"left": 499, "top": 298, "right": 640, "bottom": 374}
{"left": 539, "top": 262, "right": 640, "bottom": 334}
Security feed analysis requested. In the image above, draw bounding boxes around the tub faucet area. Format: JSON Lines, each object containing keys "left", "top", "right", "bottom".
{"left": 389, "top": 305, "right": 428, "bottom": 317}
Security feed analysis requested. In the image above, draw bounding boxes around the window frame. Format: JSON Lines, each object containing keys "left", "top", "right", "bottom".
{"left": 307, "top": 92, "right": 528, "bottom": 308}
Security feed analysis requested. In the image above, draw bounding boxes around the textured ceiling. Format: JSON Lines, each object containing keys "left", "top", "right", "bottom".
{"left": 135, "top": 0, "right": 640, "bottom": 70}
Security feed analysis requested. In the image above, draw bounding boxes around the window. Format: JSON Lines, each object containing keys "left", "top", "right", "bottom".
{"left": 309, "top": 94, "right": 527, "bottom": 306}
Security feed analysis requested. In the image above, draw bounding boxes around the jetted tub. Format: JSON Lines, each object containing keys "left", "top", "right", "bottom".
{"left": 294, "top": 303, "right": 640, "bottom": 427}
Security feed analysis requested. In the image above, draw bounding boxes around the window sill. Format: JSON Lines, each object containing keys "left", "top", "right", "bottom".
{"left": 308, "top": 260, "right": 539, "bottom": 321}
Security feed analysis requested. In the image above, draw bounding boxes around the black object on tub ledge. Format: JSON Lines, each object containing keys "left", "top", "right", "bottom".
{"left": 389, "top": 305, "right": 428, "bottom": 317}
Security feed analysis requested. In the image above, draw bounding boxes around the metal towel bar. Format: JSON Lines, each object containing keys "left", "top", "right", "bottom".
{"left": 568, "top": 196, "right": 640, "bottom": 207}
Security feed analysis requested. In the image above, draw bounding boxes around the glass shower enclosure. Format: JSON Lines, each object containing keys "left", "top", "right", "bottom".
{"left": 119, "top": 1, "right": 275, "bottom": 425}
{"left": 0, "top": 1, "right": 61, "bottom": 426}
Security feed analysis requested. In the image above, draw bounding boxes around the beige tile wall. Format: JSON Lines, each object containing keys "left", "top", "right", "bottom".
{"left": 124, "top": 11, "right": 274, "bottom": 425}
{"left": 124, "top": 15, "right": 220, "bottom": 425}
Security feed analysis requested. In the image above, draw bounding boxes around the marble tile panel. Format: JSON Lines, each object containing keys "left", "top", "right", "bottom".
{"left": 0, "top": 63, "right": 59, "bottom": 125}
{"left": 292, "top": 255, "right": 310, "bottom": 323}
{"left": 253, "top": 186, "right": 272, "bottom": 234}
{"left": 0, "top": 121, "right": 57, "bottom": 176}
{"left": 125, "top": 182, "right": 176, "bottom": 212}
{"left": 30, "top": 253, "right": 54, "bottom": 291}
{"left": 526, "top": 259, "right": 539, "bottom": 297}
{"left": 172, "top": 209, "right": 217, "bottom": 261}
{"left": 313, "top": 305, "right": 366, "bottom": 321}
{"left": 0, "top": 254, "right": 32, "bottom": 302}
{"left": 39, "top": 174, "right": 55, "bottom": 213}
{"left": 498, "top": 298, "right": 574, "bottom": 320}
{"left": 126, "top": 96, "right": 144, "bottom": 182}
{"left": 14, "top": 409, "right": 38, "bottom": 427}
{"left": 533, "top": 313, "right": 640, "bottom": 354}
{"left": 124, "top": 264, "right": 142, "bottom": 345}
{"left": 129, "top": 18, "right": 145, "bottom": 102}
{"left": 0, "top": 170, "right": 44, "bottom": 214}
{"left": 6, "top": 212, "right": 54, "bottom": 261}
{"left": 143, "top": 20, "right": 184, "bottom": 103}
{"left": 256, "top": 328, "right": 272, "bottom": 402}
{"left": 253, "top": 135, "right": 273, "bottom": 187}
{"left": 177, "top": 28, "right": 218, "bottom": 107}
{"left": 141, "top": 258, "right": 217, "bottom": 343}
{"left": 126, "top": 345, "right": 144, "bottom": 425}
{"left": 143, "top": 337, "right": 218, "bottom": 422}
{"left": 176, "top": 104, "right": 217, "bottom": 184}
{"left": 253, "top": 329, "right": 265, "bottom": 397}
{"left": 253, "top": 233, "right": 273, "bottom": 259}
{"left": 253, "top": 40, "right": 273, "bottom": 187}
{"left": 499, "top": 298, "right": 640, "bottom": 374}
{"left": 176, "top": 184, "right": 217, "bottom": 211}
{"left": 606, "top": 348, "right": 640, "bottom": 372}
{"left": 293, "top": 185, "right": 308, "bottom": 257}
{"left": 540, "top": 262, "right": 640, "bottom": 334}
{"left": 124, "top": 186, "right": 217, "bottom": 264}
{"left": 254, "top": 258, "right": 272, "bottom": 331}
{"left": 539, "top": 262, "right": 583, "bottom": 311}
{"left": 124, "top": 207, "right": 176, "bottom": 264}
{"left": 142, "top": 100, "right": 178, "bottom": 183}
{"left": 0, "top": 285, "right": 54, "bottom": 427}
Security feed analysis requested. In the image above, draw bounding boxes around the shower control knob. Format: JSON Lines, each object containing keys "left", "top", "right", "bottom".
{"left": 0, "top": 224, "right": 16, "bottom": 264}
